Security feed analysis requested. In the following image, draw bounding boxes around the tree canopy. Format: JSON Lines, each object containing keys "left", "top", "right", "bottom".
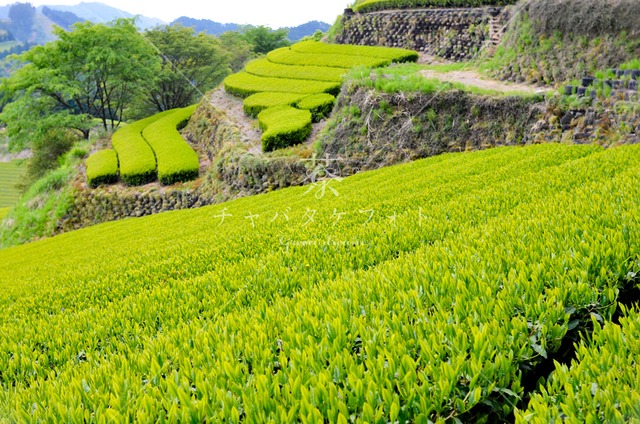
{"left": 241, "top": 25, "right": 291, "bottom": 55}
{"left": 1, "top": 18, "right": 159, "bottom": 150}
{"left": 141, "top": 25, "right": 230, "bottom": 114}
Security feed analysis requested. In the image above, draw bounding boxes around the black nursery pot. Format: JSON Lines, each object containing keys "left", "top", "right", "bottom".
{"left": 589, "top": 90, "right": 598, "bottom": 99}
{"left": 603, "top": 80, "right": 613, "bottom": 88}
{"left": 629, "top": 80, "right": 638, "bottom": 91}
{"left": 577, "top": 87, "right": 586, "bottom": 97}
{"left": 581, "top": 77, "right": 595, "bottom": 87}
{"left": 565, "top": 85, "right": 575, "bottom": 95}
{"left": 633, "top": 70, "right": 640, "bottom": 80}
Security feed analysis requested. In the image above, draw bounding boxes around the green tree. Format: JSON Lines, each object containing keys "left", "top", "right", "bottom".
{"left": 219, "top": 31, "right": 255, "bottom": 73}
{"left": 1, "top": 18, "right": 159, "bottom": 152}
{"left": 141, "top": 25, "right": 230, "bottom": 113}
{"left": 241, "top": 25, "right": 290, "bottom": 55}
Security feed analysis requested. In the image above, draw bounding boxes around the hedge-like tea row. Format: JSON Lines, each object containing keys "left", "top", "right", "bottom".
{"left": 142, "top": 105, "right": 199, "bottom": 185}
{"left": 86, "top": 149, "right": 119, "bottom": 188}
{"left": 267, "top": 47, "right": 390, "bottom": 69}
{"left": 224, "top": 72, "right": 341, "bottom": 98}
{"left": 353, "top": 0, "right": 518, "bottom": 13}
{"left": 2, "top": 145, "right": 640, "bottom": 421}
{"left": 245, "top": 58, "right": 345, "bottom": 82}
{"left": 111, "top": 110, "right": 173, "bottom": 186}
{"left": 243, "top": 92, "right": 307, "bottom": 118}
{"left": 291, "top": 40, "right": 419, "bottom": 63}
{"left": 224, "top": 41, "right": 419, "bottom": 150}
{"left": 296, "top": 93, "right": 336, "bottom": 122}
{"left": 519, "top": 310, "right": 640, "bottom": 423}
{"left": 258, "top": 105, "right": 312, "bottom": 151}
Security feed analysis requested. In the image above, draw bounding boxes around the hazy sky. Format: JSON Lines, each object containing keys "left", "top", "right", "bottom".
{"left": 1, "top": 0, "right": 353, "bottom": 27}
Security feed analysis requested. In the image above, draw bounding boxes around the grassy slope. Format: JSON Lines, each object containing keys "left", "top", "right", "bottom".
{"left": 0, "top": 161, "right": 23, "bottom": 208}
{"left": 1, "top": 144, "right": 640, "bottom": 421}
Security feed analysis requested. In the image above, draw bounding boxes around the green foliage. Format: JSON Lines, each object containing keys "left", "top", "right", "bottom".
{"left": 2, "top": 19, "right": 159, "bottom": 136}
{"left": 24, "top": 129, "right": 77, "bottom": 185}
{"left": 519, "top": 309, "right": 640, "bottom": 423}
{"left": 296, "top": 93, "right": 336, "bottom": 122}
{"left": 243, "top": 92, "right": 307, "bottom": 118}
{"left": 86, "top": 149, "right": 119, "bottom": 188}
{"left": 142, "top": 105, "right": 199, "bottom": 185}
{"left": 1, "top": 144, "right": 640, "bottom": 420}
{"left": 241, "top": 25, "right": 290, "bottom": 55}
{"left": 111, "top": 111, "right": 172, "bottom": 186}
{"left": 245, "top": 58, "right": 345, "bottom": 82}
{"left": 218, "top": 32, "right": 255, "bottom": 73}
{"left": 224, "top": 72, "right": 341, "bottom": 98}
{"left": 0, "top": 155, "right": 76, "bottom": 247}
{"left": 353, "top": 0, "right": 517, "bottom": 13}
{"left": 142, "top": 25, "right": 231, "bottom": 114}
{"left": 0, "top": 207, "right": 9, "bottom": 220}
{"left": 258, "top": 106, "right": 312, "bottom": 151}
{"left": 0, "top": 161, "right": 23, "bottom": 207}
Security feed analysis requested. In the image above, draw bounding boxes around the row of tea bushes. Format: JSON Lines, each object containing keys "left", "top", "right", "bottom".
{"left": 110, "top": 110, "right": 173, "bottom": 185}
{"left": 87, "top": 107, "right": 199, "bottom": 188}
{"left": 142, "top": 105, "right": 200, "bottom": 185}
{"left": 224, "top": 41, "right": 418, "bottom": 150}
{"left": 85, "top": 149, "right": 119, "bottom": 188}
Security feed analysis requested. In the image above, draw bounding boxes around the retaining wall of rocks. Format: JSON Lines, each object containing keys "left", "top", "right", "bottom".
{"left": 334, "top": 7, "right": 507, "bottom": 61}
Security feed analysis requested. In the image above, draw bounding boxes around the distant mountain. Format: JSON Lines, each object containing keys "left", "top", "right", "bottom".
{"left": 42, "top": 2, "right": 165, "bottom": 30}
{"left": 41, "top": 6, "right": 84, "bottom": 31}
{"left": 170, "top": 17, "right": 330, "bottom": 41}
{"left": 285, "top": 21, "right": 331, "bottom": 41}
{"left": 172, "top": 17, "right": 239, "bottom": 36}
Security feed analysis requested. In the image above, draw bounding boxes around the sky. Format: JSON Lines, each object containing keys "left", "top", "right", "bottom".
{"left": 0, "top": 0, "right": 353, "bottom": 28}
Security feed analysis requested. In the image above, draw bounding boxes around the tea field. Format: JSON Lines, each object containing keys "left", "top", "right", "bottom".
{"left": 1, "top": 144, "right": 640, "bottom": 421}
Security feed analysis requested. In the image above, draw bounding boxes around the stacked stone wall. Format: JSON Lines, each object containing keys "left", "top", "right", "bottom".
{"left": 335, "top": 7, "right": 506, "bottom": 61}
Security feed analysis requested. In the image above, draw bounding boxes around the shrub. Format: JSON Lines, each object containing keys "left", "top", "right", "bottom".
{"left": 291, "top": 40, "right": 419, "bottom": 63}
{"left": 224, "top": 72, "right": 341, "bottom": 98}
{"left": 258, "top": 106, "right": 312, "bottom": 152}
{"left": 111, "top": 110, "right": 173, "bottom": 186}
{"left": 267, "top": 47, "right": 390, "bottom": 69}
{"left": 142, "top": 105, "right": 199, "bottom": 185}
{"left": 245, "top": 58, "right": 345, "bottom": 82}
{"left": 86, "top": 149, "right": 119, "bottom": 188}
{"left": 243, "top": 92, "right": 307, "bottom": 118}
{"left": 296, "top": 93, "right": 336, "bottom": 122}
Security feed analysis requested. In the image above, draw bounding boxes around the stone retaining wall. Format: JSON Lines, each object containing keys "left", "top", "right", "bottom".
{"left": 334, "top": 7, "right": 507, "bottom": 61}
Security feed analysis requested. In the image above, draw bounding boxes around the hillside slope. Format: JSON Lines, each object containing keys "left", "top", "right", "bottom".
{"left": 1, "top": 144, "right": 640, "bottom": 421}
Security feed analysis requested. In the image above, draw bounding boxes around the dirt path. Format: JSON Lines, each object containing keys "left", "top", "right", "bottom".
{"left": 419, "top": 69, "right": 549, "bottom": 95}
{"left": 209, "top": 87, "right": 263, "bottom": 146}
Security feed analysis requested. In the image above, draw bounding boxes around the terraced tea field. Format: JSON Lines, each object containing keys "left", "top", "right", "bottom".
{"left": 1, "top": 144, "right": 640, "bottom": 421}
{"left": 223, "top": 41, "right": 418, "bottom": 151}
{"left": 0, "top": 161, "right": 23, "bottom": 208}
